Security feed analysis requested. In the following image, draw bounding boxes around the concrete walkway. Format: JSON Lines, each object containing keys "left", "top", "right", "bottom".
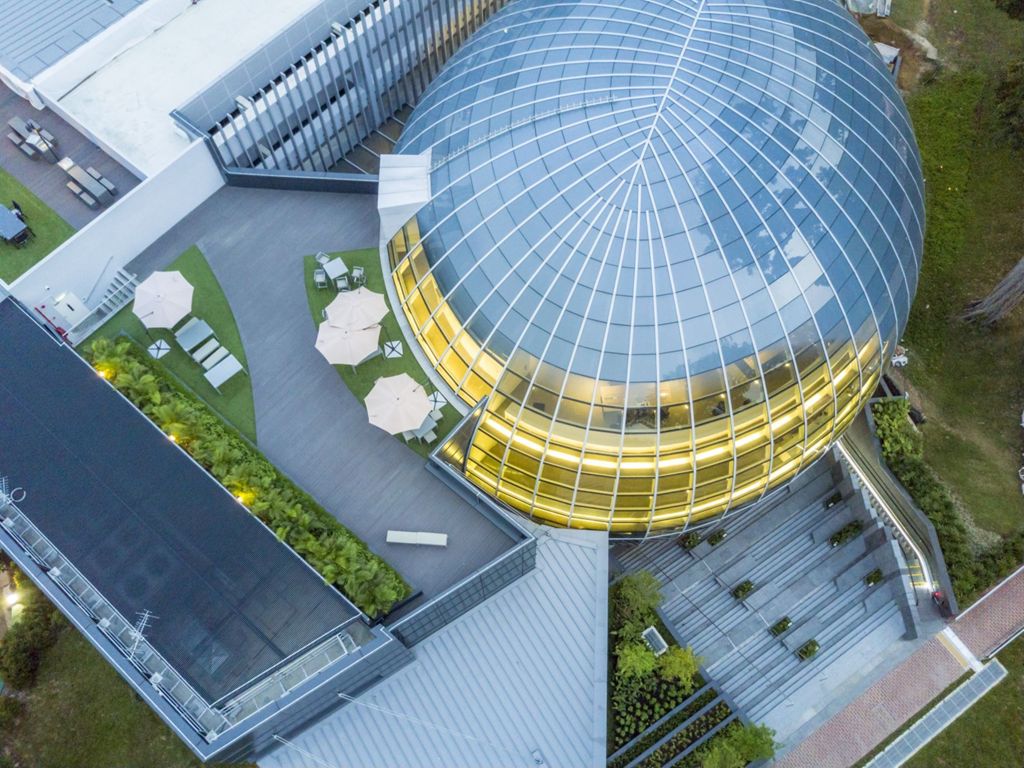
{"left": 776, "top": 567, "right": 1024, "bottom": 767}
{"left": 126, "top": 187, "right": 514, "bottom": 603}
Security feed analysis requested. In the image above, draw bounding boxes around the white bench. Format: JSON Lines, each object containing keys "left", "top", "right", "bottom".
{"left": 386, "top": 530, "right": 448, "bottom": 547}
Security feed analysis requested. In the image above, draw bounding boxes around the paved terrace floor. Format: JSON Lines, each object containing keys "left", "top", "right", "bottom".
{"left": 1, "top": 82, "right": 140, "bottom": 230}
{"left": 125, "top": 186, "right": 515, "bottom": 604}
{"left": 776, "top": 562, "right": 1024, "bottom": 767}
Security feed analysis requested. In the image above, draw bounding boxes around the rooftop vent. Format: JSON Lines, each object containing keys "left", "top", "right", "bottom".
{"left": 641, "top": 626, "right": 668, "bottom": 657}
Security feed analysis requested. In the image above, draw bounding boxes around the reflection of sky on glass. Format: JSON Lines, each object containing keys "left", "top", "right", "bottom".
{"left": 396, "top": 0, "right": 924, "bottom": 388}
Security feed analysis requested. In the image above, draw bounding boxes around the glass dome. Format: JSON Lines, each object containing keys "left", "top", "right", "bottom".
{"left": 385, "top": 0, "right": 924, "bottom": 535}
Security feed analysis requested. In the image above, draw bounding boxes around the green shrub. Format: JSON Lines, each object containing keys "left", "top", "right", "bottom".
{"left": 698, "top": 722, "right": 777, "bottom": 768}
{"left": 996, "top": 59, "right": 1024, "bottom": 147}
{"left": 87, "top": 338, "right": 409, "bottom": 616}
{"left": 824, "top": 491, "right": 843, "bottom": 509}
{"left": 0, "top": 591, "right": 62, "bottom": 689}
{"left": 872, "top": 400, "right": 1024, "bottom": 605}
{"left": 611, "top": 571, "right": 663, "bottom": 640}
{"left": 828, "top": 520, "right": 864, "bottom": 547}
{"left": 731, "top": 580, "right": 754, "bottom": 600}
{"left": 769, "top": 617, "right": 792, "bottom": 637}
{"left": 617, "top": 642, "right": 658, "bottom": 681}
{"left": 0, "top": 696, "right": 23, "bottom": 732}
{"left": 995, "top": 0, "right": 1024, "bottom": 21}
{"left": 657, "top": 646, "right": 700, "bottom": 685}
{"left": 797, "top": 640, "right": 819, "bottom": 661}
{"left": 708, "top": 530, "right": 727, "bottom": 546}
{"left": 679, "top": 531, "right": 701, "bottom": 550}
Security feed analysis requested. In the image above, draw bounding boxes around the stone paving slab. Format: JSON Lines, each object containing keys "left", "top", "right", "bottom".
{"left": 955, "top": 567, "right": 1024, "bottom": 657}
{"left": 776, "top": 567, "right": 1024, "bottom": 767}
{"left": 774, "top": 637, "right": 964, "bottom": 768}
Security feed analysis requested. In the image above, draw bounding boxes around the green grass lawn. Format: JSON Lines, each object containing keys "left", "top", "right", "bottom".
{"left": 303, "top": 249, "right": 463, "bottom": 458}
{"left": 83, "top": 245, "right": 257, "bottom": 442}
{"left": 3, "top": 627, "right": 251, "bottom": 768}
{"left": 892, "top": 1, "right": 1024, "bottom": 537}
{"left": 0, "top": 167, "right": 75, "bottom": 284}
{"left": 905, "top": 637, "right": 1024, "bottom": 768}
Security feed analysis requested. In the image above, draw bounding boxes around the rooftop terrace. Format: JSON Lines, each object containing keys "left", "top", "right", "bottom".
{"left": 121, "top": 185, "right": 518, "bottom": 606}
{"left": 0, "top": 81, "right": 140, "bottom": 230}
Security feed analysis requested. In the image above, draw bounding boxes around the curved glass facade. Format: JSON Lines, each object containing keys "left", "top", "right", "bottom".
{"left": 387, "top": 0, "right": 925, "bottom": 534}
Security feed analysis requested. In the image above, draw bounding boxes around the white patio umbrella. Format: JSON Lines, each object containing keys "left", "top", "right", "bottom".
{"left": 133, "top": 270, "right": 194, "bottom": 329}
{"left": 325, "top": 287, "right": 389, "bottom": 331}
{"left": 365, "top": 373, "right": 432, "bottom": 434}
{"left": 314, "top": 321, "right": 381, "bottom": 366}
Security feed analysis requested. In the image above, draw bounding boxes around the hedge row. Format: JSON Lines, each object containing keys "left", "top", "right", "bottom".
{"left": 872, "top": 399, "right": 1024, "bottom": 605}
{"left": 88, "top": 337, "right": 410, "bottom": 616}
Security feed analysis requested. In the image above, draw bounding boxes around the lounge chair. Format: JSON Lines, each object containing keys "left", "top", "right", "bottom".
{"left": 191, "top": 338, "right": 220, "bottom": 364}
{"left": 313, "top": 268, "right": 328, "bottom": 289}
{"left": 202, "top": 346, "right": 231, "bottom": 370}
{"left": 205, "top": 354, "right": 245, "bottom": 391}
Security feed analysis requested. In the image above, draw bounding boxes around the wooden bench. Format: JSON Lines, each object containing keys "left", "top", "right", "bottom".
{"left": 386, "top": 530, "right": 448, "bottom": 547}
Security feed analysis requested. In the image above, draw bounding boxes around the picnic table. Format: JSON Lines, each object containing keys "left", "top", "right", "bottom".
{"left": 59, "top": 158, "right": 112, "bottom": 205}
{"left": 323, "top": 257, "right": 348, "bottom": 280}
{"left": 0, "top": 206, "right": 27, "bottom": 242}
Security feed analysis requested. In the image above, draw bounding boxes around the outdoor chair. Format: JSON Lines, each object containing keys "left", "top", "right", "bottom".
{"left": 315, "top": 251, "right": 331, "bottom": 265}
{"left": 313, "top": 268, "right": 328, "bottom": 289}
{"left": 421, "top": 430, "right": 437, "bottom": 443}
{"left": 11, "top": 201, "right": 24, "bottom": 220}
{"left": 336, "top": 274, "right": 350, "bottom": 291}
{"left": 351, "top": 266, "right": 365, "bottom": 286}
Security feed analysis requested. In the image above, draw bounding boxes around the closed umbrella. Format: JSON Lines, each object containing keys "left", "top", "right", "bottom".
{"left": 365, "top": 373, "right": 431, "bottom": 434}
{"left": 133, "top": 271, "right": 193, "bottom": 329}
{"left": 325, "top": 287, "right": 389, "bottom": 330}
{"left": 315, "top": 321, "right": 381, "bottom": 366}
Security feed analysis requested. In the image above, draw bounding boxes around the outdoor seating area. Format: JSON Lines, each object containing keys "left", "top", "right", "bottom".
{"left": 304, "top": 249, "right": 458, "bottom": 456}
{"left": 7, "top": 116, "right": 58, "bottom": 163}
{"left": 310, "top": 254, "right": 447, "bottom": 446}
{"left": 133, "top": 270, "right": 247, "bottom": 392}
{"left": 0, "top": 200, "right": 34, "bottom": 247}
{"left": 58, "top": 156, "right": 118, "bottom": 209}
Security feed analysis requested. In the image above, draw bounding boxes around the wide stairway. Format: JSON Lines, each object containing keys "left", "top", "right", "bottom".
{"left": 615, "top": 453, "right": 919, "bottom": 743}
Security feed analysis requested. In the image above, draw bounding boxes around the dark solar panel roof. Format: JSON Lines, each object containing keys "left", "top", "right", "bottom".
{"left": 0, "top": 300, "right": 358, "bottom": 701}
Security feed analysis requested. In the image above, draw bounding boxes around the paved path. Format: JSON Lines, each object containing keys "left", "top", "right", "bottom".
{"left": 776, "top": 567, "right": 1024, "bottom": 767}
{"left": 127, "top": 187, "right": 514, "bottom": 603}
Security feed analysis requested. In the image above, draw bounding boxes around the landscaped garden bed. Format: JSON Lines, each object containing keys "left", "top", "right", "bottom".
{"left": 678, "top": 531, "right": 701, "bottom": 550}
{"left": 872, "top": 399, "right": 1024, "bottom": 604}
{"left": 83, "top": 245, "right": 256, "bottom": 441}
{"left": 86, "top": 337, "right": 409, "bottom": 616}
{"left": 708, "top": 530, "right": 727, "bottom": 546}
{"left": 828, "top": 520, "right": 864, "bottom": 548}
{"left": 769, "top": 617, "right": 792, "bottom": 637}
{"left": 797, "top": 639, "right": 820, "bottom": 661}
{"left": 731, "top": 580, "right": 754, "bottom": 600}
{"left": 865, "top": 568, "right": 884, "bottom": 587}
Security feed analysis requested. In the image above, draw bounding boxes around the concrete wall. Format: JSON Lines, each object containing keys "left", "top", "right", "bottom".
{"left": 9, "top": 140, "right": 223, "bottom": 312}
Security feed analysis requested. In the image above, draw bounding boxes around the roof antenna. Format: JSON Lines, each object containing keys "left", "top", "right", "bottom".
{"left": 129, "top": 610, "right": 158, "bottom": 659}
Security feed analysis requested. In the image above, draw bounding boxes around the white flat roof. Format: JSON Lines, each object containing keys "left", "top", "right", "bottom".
{"left": 54, "top": 0, "right": 323, "bottom": 175}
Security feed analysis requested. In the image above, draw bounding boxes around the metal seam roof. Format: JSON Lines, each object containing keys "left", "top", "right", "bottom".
{"left": 261, "top": 528, "right": 609, "bottom": 768}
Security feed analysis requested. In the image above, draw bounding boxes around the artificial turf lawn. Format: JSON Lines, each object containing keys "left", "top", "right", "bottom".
{"left": 303, "top": 249, "right": 464, "bottom": 458}
{"left": 3, "top": 628, "right": 252, "bottom": 768}
{"left": 83, "top": 245, "right": 257, "bottom": 442}
{"left": 904, "top": 637, "right": 1024, "bottom": 768}
{"left": 890, "top": 0, "right": 1024, "bottom": 538}
{"left": 0, "top": 167, "right": 75, "bottom": 284}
